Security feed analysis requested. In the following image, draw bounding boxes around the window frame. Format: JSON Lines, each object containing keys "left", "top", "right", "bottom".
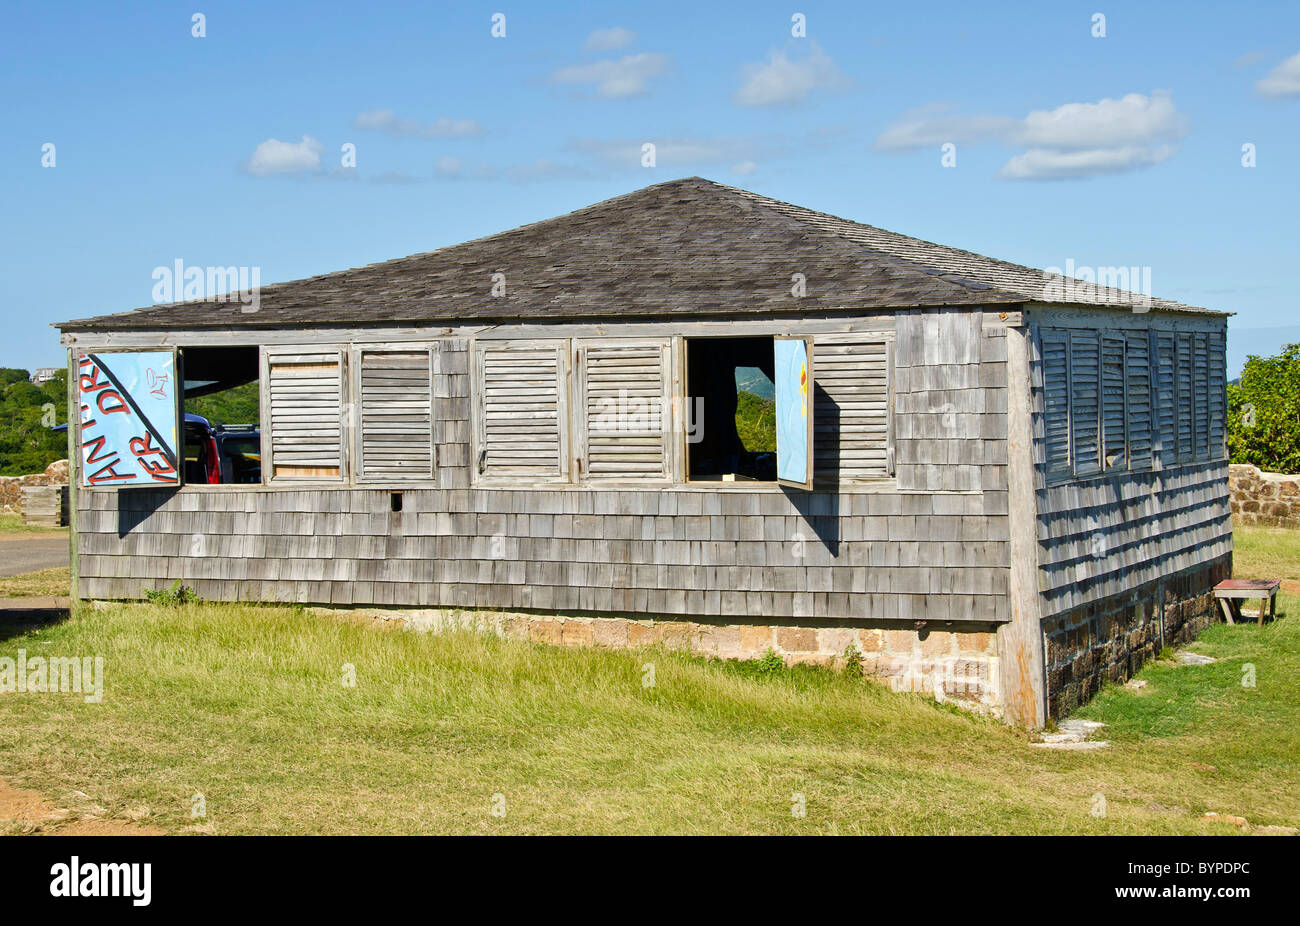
{"left": 261, "top": 344, "right": 349, "bottom": 486}
{"left": 470, "top": 338, "right": 572, "bottom": 486}
{"left": 351, "top": 344, "right": 437, "bottom": 484}
{"left": 573, "top": 337, "right": 674, "bottom": 485}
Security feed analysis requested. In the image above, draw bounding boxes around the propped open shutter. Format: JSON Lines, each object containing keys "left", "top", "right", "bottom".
{"left": 1193, "top": 333, "right": 1210, "bottom": 460}
{"left": 1208, "top": 330, "right": 1227, "bottom": 460}
{"left": 1041, "top": 330, "right": 1071, "bottom": 477}
{"left": 775, "top": 336, "right": 814, "bottom": 490}
{"left": 814, "top": 336, "right": 892, "bottom": 481}
{"left": 265, "top": 347, "right": 345, "bottom": 481}
{"left": 359, "top": 349, "right": 433, "bottom": 481}
{"left": 1125, "top": 331, "right": 1152, "bottom": 471}
{"left": 579, "top": 341, "right": 670, "bottom": 480}
{"left": 475, "top": 341, "right": 568, "bottom": 480}
{"left": 1175, "top": 333, "right": 1194, "bottom": 462}
{"left": 1069, "top": 332, "right": 1100, "bottom": 476}
{"left": 1154, "top": 333, "right": 1176, "bottom": 467}
{"left": 76, "top": 350, "right": 181, "bottom": 488}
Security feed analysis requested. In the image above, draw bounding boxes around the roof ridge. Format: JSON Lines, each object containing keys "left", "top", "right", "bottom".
{"left": 58, "top": 177, "right": 1222, "bottom": 330}
{"left": 699, "top": 178, "right": 1198, "bottom": 312}
{"left": 695, "top": 180, "right": 1018, "bottom": 299}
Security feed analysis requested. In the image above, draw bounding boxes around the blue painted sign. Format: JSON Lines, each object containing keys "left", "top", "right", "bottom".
{"left": 77, "top": 352, "right": 180, "bottom": 488}
{"left": 775, "top": 337, "right": 813, "bottom": 489}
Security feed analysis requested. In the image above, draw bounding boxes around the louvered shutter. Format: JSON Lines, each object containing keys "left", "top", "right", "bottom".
{"left": 814, "top": 336, "right": 892, "bottom": 482}
{"left": 579, "top": 341, "right": 670, "bottom": 480}
{"left": 1175, "top": 333, "right": 1194, "bottom": 462}
{"left": 1154, "top": 333, "right": 1177, "bottom": 467}
{"left": 358, "top": 349, "right": 433, "bottom": 481}
{"left": 1192, "top": 333, "right": 1211, "bottom": 461}
{"left": 265, "top": 347, "right": 345, "bottom": 481}
{"left": 1041, "top": 330, "right": 1071, "bottom": 477}
{"left": 1069, "top": 332, "right": 1100, "bottom": 476}
{"left": 1125, "top": 331, "right": 1152, "bottom": 470}
{"left": 1208, "top": 330, "right": 1227, "bottom": 460}
{"left": 1100, "top": 335, "right": 1127, "bottom": 471}
{"left": 475, "top": 341, "right": 568, "bottom": 480}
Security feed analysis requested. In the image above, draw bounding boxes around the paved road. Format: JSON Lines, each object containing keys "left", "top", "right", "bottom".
{"left": 0, "top": 535, "right": 70, "bottom": 577}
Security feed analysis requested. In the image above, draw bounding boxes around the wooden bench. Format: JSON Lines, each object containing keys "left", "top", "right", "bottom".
{"left": 1213, "top": 579, "right": 1280, "bottom": 626}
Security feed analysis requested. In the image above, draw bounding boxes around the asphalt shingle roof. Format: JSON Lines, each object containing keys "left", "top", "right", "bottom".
{"left": 58, "top": 177, "right": 1222, "bottom": 331}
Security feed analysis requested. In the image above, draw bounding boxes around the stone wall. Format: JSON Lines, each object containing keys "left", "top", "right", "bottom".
{"left": 1042, "top": 553, "right": 1231, "bottom": 719}
{"left": 0, "top": 460, "right": 69, "bottom": 514}
{"left": 309, "top": 606, "right": 1003, "bottom": 715}
{"left": 1229, "top": 464, "right": 1300, "bottom": 528}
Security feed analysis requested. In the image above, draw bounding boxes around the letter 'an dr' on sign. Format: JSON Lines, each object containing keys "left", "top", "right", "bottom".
{"left": 77, "top": 352, "right": 180, "bottom": 488}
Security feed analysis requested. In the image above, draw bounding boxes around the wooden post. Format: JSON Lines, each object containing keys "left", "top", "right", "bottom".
{"left": 66, "top": 348, "right": 80, "bottom": 604}
{"left": 996, "top": 325, "right": 1046, "bottom": 727}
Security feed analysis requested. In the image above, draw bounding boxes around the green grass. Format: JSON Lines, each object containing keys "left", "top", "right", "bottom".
{"left": 1232, "top": 525, "right": 1300, "bottom": 582}
{"left": 0, "top": 513, "right": 67, "bottom": 535}
{"left": 0, "top": 592, "right": 1295, "bottom": 834}
{"left": 0, "top": 526, "right": 1295, "bottom": 834}
{"left": 0, "top": 566, "right": 69, "bottom": 598}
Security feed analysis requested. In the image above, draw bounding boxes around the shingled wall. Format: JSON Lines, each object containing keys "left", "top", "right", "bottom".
{"left": 74, "top": 310, "right": 1015, "bottom": 712}
{"left": 1026, "top": 308, "right": 1232, "bottom": 716}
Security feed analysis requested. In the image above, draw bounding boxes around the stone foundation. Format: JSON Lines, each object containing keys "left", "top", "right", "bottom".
{"left": 308, "top": 606, "right": 1003, "bottom": 714}
{"left": 1042, "top": 553, "right": 1232, "bottom": 719}
{"left": 0, "top": 460, "right": 70, "bottom": 515}
{"left": 1229, "top": 464, "right": 1300, "bottom": 529}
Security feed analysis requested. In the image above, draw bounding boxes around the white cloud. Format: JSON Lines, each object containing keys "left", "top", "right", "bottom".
{"left": 875, "top": 91, "right": 1189, "bottom": 180}
{"left": 434, "top": 156, "right": 465, "bottom": 179}
{"left": 242, "top": 135, "right": 323, "bottom": 177}
{"left": 584, "top": 27, "right": 636, "bottom": 52}
{"left": 431, "top": 156, "right": 593, "bottom": 184}
{"left": 1256, "top": 50, "right": 1300, "bottom": 98}
{"left": 550, "top": 52, "right": 669, "bottom": 98}
{"left": 732, "top": 160, "right": 758, "bottom": 176}
{"left": 997, "top": 145, "right": 1177, "bottom": 181}
{"left": 1017, "top": 92, "right": 1189, "bottom": 150}
{"left": 569, "top": 136, "right": 761, "bottom": 169}
{"left": 353, "top": 110, "right": 485, "bottom": 138}
{"left": 733, "top": 43, "right": 848, "bottom": 106}
{"left": 1233, "top": 50, "right": 1268, "bottom": 69}
{"left": 874, "top": 104, "right": 1018, "bottom": 150}
{"left": 504, "top": 159, "right": 595, "bottom": 183}
{"left": 371, "top": 169, "right": 422, "bottom": 184}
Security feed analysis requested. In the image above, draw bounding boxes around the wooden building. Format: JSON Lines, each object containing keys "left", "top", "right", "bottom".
{"left": 57, "top": 178, "right": 1231, "bottom": 726}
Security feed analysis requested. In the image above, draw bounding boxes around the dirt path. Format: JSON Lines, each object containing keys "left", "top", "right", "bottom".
{"left": 0, "top": 778, "right": 164, "bottom": 836}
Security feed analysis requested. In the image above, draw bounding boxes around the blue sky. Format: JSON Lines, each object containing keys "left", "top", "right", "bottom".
{"left": 3, "top": 1, "right": 1297, "bottom": 373}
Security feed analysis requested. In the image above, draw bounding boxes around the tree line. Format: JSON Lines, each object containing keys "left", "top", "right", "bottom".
{"left": 0, "top": 368, "right": 68, "bottom": 476}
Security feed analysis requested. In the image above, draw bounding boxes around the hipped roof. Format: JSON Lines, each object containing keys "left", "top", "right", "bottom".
{"left": 58, "top": 176, "right": 1222, "bottom": 331}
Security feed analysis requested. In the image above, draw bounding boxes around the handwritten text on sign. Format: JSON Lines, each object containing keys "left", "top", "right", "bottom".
{"left": 78, "top": 352, "right": 179, "bottom": 487}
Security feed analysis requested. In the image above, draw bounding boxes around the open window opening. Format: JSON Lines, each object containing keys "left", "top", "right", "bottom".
{"left": 686, "top": 337, "right": 777, "bottom": 481}
{"left": 181, "top": 346, "right": 261, "bottom": 484}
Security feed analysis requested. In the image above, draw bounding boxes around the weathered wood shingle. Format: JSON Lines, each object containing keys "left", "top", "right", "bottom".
{"left": 57, "top": 178, "right": 1221, "bottom": 333}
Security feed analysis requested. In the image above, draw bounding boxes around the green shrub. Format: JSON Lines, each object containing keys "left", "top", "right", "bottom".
{"left": 144, "top": 581, "right": 200, "bottom": 606}
{"left": 753, "top": 647, "right": 785, "bottom": 674}
{"left": 1228, "top": 343, "right": 1300, "bottom": 474}
{"left": 843, "top": 642, "right": 864, "bottom": 678}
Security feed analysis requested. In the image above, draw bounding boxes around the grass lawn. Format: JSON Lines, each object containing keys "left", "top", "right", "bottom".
{"left": 0, "top": 567, "right": 70, "bottom": 599}
{"left": 0, "top": 527, "right": 1296, "bottom": 835}
{"left": 0, "top": 513, "right": 67, "bottom": 536}
{"left": 1231, "top": 525, "right": 1300, "bottom": 583}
